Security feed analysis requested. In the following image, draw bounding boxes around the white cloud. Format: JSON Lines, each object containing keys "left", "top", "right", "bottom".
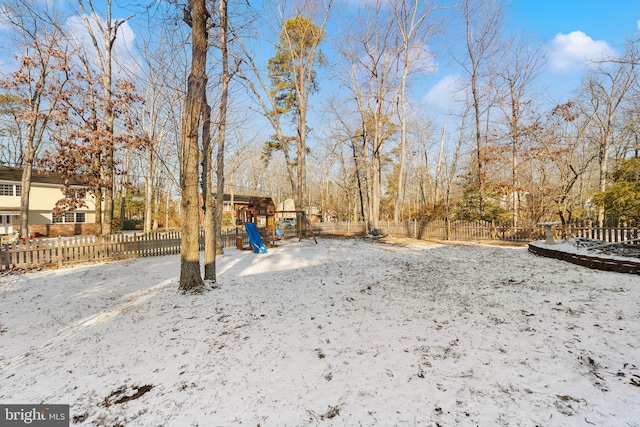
{"left": 548, "top": 31, "right": 618, "bottom": 73}
{"left": 408, "top": 42, "right": 438, "bottom": 73}
{"left": 422, "top": 74, "right": 466, "bottom": 110}
{"left": 64, "top": 13, "right": 140, "bottom": 80}
{"left": 637, "top": 19, "right": 640, "bottom": 32}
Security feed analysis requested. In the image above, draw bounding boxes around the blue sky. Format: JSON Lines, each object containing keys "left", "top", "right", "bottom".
{"left": 421, "top": 0, "right": 640, "bottom": 113}
{"left": 1, "top": 0, "right": 639, "bottom": 133}
{"left": 508, "top": 0, "right": 639, "bottom": 74}
{"left": 507, "top": 0, "right": 639, "bottom": 46}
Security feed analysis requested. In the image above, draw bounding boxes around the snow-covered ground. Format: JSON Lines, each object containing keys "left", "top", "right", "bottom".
{"left": 1, "top": 236, "right": 639, "bottom": 426}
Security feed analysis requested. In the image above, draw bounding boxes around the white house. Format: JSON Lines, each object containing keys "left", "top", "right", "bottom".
{"left": 0, "top": 166, "right": 96, "bottom": 237}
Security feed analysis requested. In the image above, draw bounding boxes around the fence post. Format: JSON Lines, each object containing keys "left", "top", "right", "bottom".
{"left": 57, "top": 237, "right": 63, "bottom": 268}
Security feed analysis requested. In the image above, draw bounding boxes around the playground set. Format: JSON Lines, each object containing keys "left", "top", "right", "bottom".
{"left": 235, "top": 197, "right": 317, "bottom": 254}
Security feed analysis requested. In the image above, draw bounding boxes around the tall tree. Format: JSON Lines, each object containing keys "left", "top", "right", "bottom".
{"left": 459, "top": 0, "right": 504, "bottom": 218}
{"left": 581, "top": 52, "right": 636, "bottom": 226}
{"left": 131, "top": 10, "right": 188, "bottom": 234}
{"left": 391, "top": 0, "right": 438, "bottom": 223}
{"left": 495, "top": 35, "right": 543, "bottom": 226}
{"left": 75, "top": 0, "right": 134, "bottom": 235}
{"left": 209, "top": 0, "right": 231, "bottom": 282}
{"left": 337, "top": 0, "right": 400, "bottom": 230}
{"left": 267, "top": 3, "right": 332, "bottom": 215}
{"left": 178, "top": 0, "right": 208, "bottom": 293}
{"left": 0, "top": 0, "right": 72, "bottom": 239}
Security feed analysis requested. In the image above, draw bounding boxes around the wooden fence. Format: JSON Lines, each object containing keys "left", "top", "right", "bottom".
{"left": 311, "top": 220, "right": 640, "bottom": 245}
{"left": 0, "top": 231, "right": 189, "bottom": 270}
{"left": 565, "top": 224, "right": 640, "bottom": 243}
{"left": 310, "top": 220, "right": 534, "bottom": 241}
{"left": 2, "top": 221, "right": 638, "bottom": 271}
{"left": 382, "top": 219, "right": 540, "bottom": 242}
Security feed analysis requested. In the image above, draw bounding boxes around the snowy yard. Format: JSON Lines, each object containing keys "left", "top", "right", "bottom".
{"left": 1, "top": 236, "right": 639, "bottom": 426}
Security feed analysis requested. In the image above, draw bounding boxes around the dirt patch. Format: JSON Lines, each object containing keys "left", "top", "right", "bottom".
{"left": 103, "top": 384, "right": 153, "bottom": 407}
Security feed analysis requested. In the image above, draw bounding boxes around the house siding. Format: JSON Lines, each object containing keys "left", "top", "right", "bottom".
{"left": 0, "top": 167, "right": 96, "bottom": 237}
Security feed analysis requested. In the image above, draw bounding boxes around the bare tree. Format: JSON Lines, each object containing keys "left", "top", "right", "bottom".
{"left": 528, "top": 102, "right": 593, "bottom": 224}
{"left": 458, "top": 0, "right": 505, "bottom": 218}
{"left": 391, "top": 0, "right": 439, "bottom": 223}
{"left": 204, "top": 0, "right": 232, "bottom": 283}
{"left": 336, "top": 0, "right": 400, "bottom": 231}
{"left": 495, "top": 35, "right": 544, "bottom": 226}
{"left": 132, "top": 14, "right": 188, "bottom": 234}
{"left": 444, "top": 106, "right": 470, "bottom": 226}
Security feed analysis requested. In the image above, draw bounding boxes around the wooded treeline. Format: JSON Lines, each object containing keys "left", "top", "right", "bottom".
{"left": 2, "top": 0, "right": 640, "bottom": 286}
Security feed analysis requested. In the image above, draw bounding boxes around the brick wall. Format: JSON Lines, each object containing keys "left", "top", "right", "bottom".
{"left": 29, "top": 223, "right": 95, "bottom": 237}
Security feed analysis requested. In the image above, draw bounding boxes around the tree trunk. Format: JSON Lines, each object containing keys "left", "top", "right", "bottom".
{"left": 214, "top": 0, "right": 230, "bottom": 262}
{"left": 296, "top": 103, "right": 307, "bottom": 226}
{"left": 92, "top": 146, "right": 103, "bottom": 236}
{"left": 19, "top": 163, "right": 33, "bottom": 239}
{"left": 350, "top": 138, "right": 367, "bottom": 227}
{"left": 394, "top": 82, "right": 407, "bottom": 223}
{"left": 102, "top": 150, "right": 114, "bottom": 236}
{"left": 202, "top": 101, "right": 216, "bottom": 281}
{"left": 144, "top": 148, "right": 154, "bottom": 233}
{"left": 434, "top": 123, "right": 446, "bottom": 207}
{"left": 179, "top": 0, "right": 207, "bottom": 293}
{"left": 19, "top": 117, "right": 39, "bottom": 239}
{"left": 119, "top": 148, "right": 131, "bottom": 230}
{"left": 101, "top": 5, "right": 115, "bottom": 237}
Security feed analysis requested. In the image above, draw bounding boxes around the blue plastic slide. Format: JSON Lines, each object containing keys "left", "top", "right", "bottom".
{"left": 244, "top": 223, "right": 267, "bottom": 254}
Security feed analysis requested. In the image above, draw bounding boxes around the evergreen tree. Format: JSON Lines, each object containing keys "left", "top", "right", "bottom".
{"left": 592, "top": 158, "right": 640, "bottom": 223}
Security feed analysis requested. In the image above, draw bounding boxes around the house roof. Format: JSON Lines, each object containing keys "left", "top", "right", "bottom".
{"left": 223, "top": 194, "right": 252, "bottom": 203}
{"left": 0, "top": 166, "right": 87, "bottom": 186}
{"left": 248, "top": 196, "right": 276, "bottom": 214}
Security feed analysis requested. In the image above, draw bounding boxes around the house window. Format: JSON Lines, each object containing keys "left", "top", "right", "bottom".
{"left": 64, "top": 189, "right": 84, "bottom": 199}
{"left": 51, "top": 212, "right": 86, "bottom": 224}
{"left": 0, "top": 184, "right": 20, "bottom": 196}
{"left": 223, "top": 202, "right": 233, "bottom": 211}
